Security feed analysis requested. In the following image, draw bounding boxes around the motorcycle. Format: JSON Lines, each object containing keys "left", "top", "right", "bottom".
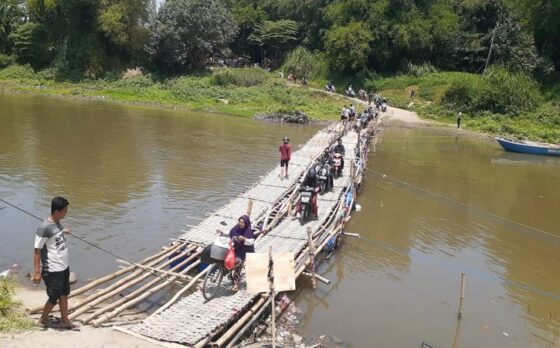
{"left": 345, "top": 90, "right": 356, "bottom": 98}
{"left": 332, "top": 153, "right": 343, "bottom": 179}
{"left": 324, "top": 84, "right": 336, "bottom": 93}
{"left": 316, "top": 163, "right": 333, "bottom": 193}
{"left": 298, "top": 185, "right": 316, "bottom": 224}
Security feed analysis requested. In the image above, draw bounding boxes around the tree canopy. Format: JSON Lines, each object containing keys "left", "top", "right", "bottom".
{"left": 0, "top": 0, "right": 559, "bottom": 79}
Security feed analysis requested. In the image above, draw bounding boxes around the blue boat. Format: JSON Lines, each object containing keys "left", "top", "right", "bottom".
{"left": 496, "top": 138, "right": 560, "bottom": 157}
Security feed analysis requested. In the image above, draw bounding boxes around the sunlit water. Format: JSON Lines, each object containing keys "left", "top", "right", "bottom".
{"left": 1, "top": 93, "right": 559, "bottom": 347}
{"left": 295, "top": 127, "right": 560, "bottom": 347}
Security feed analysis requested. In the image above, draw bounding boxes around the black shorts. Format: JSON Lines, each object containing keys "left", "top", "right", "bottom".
{"left": 42, "top": 267, "right": 70, "bottom": 305}
{"left": 280, "top": 159, "right": 289, "bottom": 167}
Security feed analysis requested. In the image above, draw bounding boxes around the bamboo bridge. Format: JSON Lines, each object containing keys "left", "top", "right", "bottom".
{"left": 27, "top": 118, "right": 379, "bottom": 347}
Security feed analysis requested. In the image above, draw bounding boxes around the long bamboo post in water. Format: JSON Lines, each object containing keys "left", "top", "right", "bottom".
{"left": 307, "top": 227, "right": 317, "bottom": 289}
{"left": 91, "top": 259, "right": 202, "bottom": 326}
{"left": 69, "top": 244, "right": 196, "bottom": 320}
{"left": 458, "top": 272, "right": 466, "bottom": 319}
{"left": 27, "top": 242, "right": 184, "bottom": 314}
{"left": 81, "top": 250, "right": 201, "bottom": 324}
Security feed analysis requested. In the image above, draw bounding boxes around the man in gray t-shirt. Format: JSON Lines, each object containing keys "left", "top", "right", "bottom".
{"left": 33, "top": 196, "right": 75, "bottom": 329}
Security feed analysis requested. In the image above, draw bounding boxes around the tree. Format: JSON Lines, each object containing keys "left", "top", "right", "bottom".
{"left": 97, "top": 0, "right": 150, "bottom": 60}
{"left": 491, "top": 14, "right": 544, "bottom": 75}
{"left": 249, "top": 19, "right": 297, "bottom": 65}
{"left": 324, "top": 22, "right": 373, "bottom": 72}
{"left": 147, "top": 0, "right": 238, "bottom": 71}
{"left": 0, "top": 0, "right": 26, "bottom": 55}
{"left": 9, "top": 22, "right": 51, "bottom": 68}
{"left": 282, "top": 46, "right": 325, "bottom": 79}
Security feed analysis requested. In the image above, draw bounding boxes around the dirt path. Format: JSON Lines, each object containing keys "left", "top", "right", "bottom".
{"left": 0, "top": 287, "right": 157, "bottom": 348}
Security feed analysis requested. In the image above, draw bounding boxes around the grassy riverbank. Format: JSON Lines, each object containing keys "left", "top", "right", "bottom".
{"left": 0, "top": 277, "right": 34, "bottom": 332}
{"left": 0, "top": 65, "right": 345, "bottom": 120}
{"left": 1, "top": 64, "right": 559, "bottom": 141}
{"left": 372, "top": 70, "right": 560, "bottom": 142}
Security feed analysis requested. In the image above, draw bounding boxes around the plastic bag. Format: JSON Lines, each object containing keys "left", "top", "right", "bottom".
{"left": 224, "top": 246, "right": 236, "bottom": 270}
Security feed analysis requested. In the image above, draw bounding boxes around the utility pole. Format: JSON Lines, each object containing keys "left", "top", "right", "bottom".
{"left": 484, "top": 11, "right": 502, "bottom": 73}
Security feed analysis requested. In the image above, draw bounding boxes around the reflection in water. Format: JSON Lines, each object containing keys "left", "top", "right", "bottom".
{"left": 0, "top": 93, "right": 319, "bottom": 282}
{"left": 295, "top": 128, "right": 560, "bottom": 347}
{"left": 2, "top": 94, "right": 560, "bottom": 346}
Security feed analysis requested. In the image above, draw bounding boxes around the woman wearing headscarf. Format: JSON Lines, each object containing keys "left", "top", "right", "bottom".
{"left": 229, "top": 215, "right": 255, "bottom": 290}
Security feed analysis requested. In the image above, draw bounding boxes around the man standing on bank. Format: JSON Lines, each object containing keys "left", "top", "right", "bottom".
{"left": 457, "top": 112, "right": 462, "bottom": 129}
{"left": 32, "top": 196, "right": 75, "bottom": 329}
{"left": 279, "top": 137, "right": 292, "bottom": 179}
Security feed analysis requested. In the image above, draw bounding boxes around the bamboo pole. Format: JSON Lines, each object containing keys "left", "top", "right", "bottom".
{"left": 269, "top": 246, "right": 276, "bottom": 348}
{"left": 69, "top": 245, "right": 197, "bottom": 320}
{"left": 115, "top": 259, "right": 192, "bottom": 281}
{"left": 307, "top": 227, "right": 317, "bottom": 289}
{"left": 80, "top": 250, "right": 201, "bottom": 324}
{"left": 302, "top": 271, "right": 330, "bottom": 285}
{"left": 152, "top": 266, "right": 210, "bottom": 316}
{"left": 247, "top": 199, "right": 253, "bottom": 216}
{"left": 214, "top": 296, "right": 269, "bottom": 347}
{"left": 26, "top": 242, "right": 185, "bottom": 314}
{"left": 90, "top": 259, "right": 202, "bottom": 326}
{"left": 458, "top": 272, "right": 466, "bottom": 319}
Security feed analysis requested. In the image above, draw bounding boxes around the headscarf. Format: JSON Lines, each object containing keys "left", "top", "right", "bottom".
{"left": 229, "top": 215, "right": 254, "bottom": 260}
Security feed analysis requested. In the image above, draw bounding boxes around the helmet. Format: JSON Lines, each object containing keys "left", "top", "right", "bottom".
{"left": 308, "top": 167, "right": 316, "bottom": 178}
{"left": 283, "top": 137, "right": 289, "bottom": 142}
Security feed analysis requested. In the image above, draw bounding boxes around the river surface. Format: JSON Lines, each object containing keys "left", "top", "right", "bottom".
{"left": 1, "top": 93, "right": 559, "bottom": 347}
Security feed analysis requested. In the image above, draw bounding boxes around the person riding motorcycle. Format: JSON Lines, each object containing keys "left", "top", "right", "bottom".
{"left": 295, "top": 168, "right": 319, "bottom": 219}
{"left": 332, "top": 138, "right": 345, "bottom": 176}
{"left": 345, "top": 85, "right": 356, "bottom": 97}
{"left": 325, "top": 82, "right": 335, "bottom": 92}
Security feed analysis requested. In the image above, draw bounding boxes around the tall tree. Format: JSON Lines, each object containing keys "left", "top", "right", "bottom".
{"left": 147, "top": 0, "right": 238, "bottom": 71}
{"left": 249, "top": 19, "right": 297, "bottom": 65}
{"left": 324, "top": 21, "right": 373, "bottom": 72}
{"left": 0, "top": 0, "right": 26, "bottom": 55}
{"left": 97, "top": 0, "right": 151, "bottom": 65}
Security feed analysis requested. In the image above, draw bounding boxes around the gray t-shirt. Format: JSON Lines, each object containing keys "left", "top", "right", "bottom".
{"left": 34, "top": 219, "right": 69, "bottom": 272}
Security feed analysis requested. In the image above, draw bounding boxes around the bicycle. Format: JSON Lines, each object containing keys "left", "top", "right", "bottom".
{"left": 201, "top": 231, "right": 234, "bottom": 301}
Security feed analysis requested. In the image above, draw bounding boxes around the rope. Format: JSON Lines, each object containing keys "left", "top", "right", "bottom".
{"left": 352, "top": 234, "right": 560, "bottom": 301}
{"left": 0, "top": 197, "right": 187, "bottom": 284}
{"left": 368, "top": 170, "right": 560, "bottom": 243}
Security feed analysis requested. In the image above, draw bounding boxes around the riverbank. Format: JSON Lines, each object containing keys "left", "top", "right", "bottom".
{"left": 0, "top": 286, "right": 154, "bottom": 348}
{"left": 1, "top": 65, "right": 558, "bottom": 142}
{"left": 0, "top": 65, "right": 346, "bottom": 121}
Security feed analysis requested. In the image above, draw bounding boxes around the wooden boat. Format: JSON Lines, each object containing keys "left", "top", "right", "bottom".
{"left": 496, "top": 137, "right": 560, "bottom": 156}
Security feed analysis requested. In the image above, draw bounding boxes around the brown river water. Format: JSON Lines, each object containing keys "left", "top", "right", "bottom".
{"left": 1, "top": 93, "right": 559, "bottom": 347}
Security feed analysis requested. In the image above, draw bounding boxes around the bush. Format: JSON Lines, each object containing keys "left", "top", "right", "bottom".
{"left": 0, "top": 277, "right": 34, "bottom": 332}
{"left": 442, "top": 67, "right": 543, "bottom": 115}
{"left": 36, "top": 68, "right": 57, "bottom": 81}
{"left": 406, "top": 62, "right": 438, "bottom": 77}
{"left": 211, "top": 68, "right": 266, "bottom": 87}
{"left": 111, "top": 74, "right": 154, "bottom": 89}
{"left": 282, "top": 47, "right": 327, "bottom": 80}
{"left": 0, "top": 64, "right": 36, "bottom": 81}
{"left": 0, "top": 54, "right": 16, "bottom": 68}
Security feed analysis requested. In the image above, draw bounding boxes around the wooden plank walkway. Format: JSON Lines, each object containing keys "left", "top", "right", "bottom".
{"left": 128, "top": 129, "right": 360, "bottom": 346}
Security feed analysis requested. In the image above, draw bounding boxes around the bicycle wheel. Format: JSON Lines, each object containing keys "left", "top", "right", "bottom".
{"left": 202, "top": 263, "right": 224, "bottom": 301}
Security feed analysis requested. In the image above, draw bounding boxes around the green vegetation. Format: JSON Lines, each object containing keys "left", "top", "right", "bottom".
{"left": 0, "top": 65, "right": 345, "bottom": 120}
{"left": 0, "top": 0, "right": 559, "bottom": 141}
{"left": 374, "top": 68, "right": 560, "bottom": 142}
{"left": 0, "top": 277, "right": 34, "bottom": 332}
